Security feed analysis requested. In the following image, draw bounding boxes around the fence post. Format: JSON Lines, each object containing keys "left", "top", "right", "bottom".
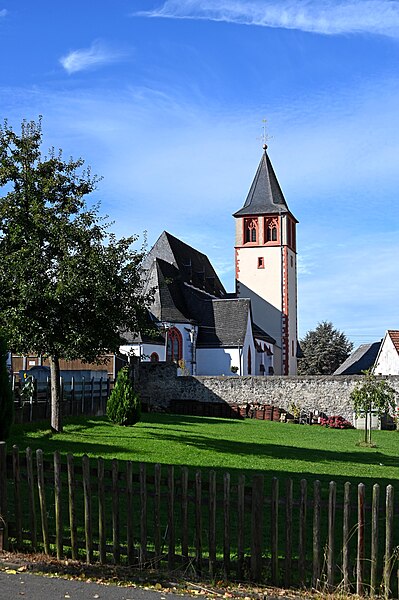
{"left": 342, "top": 482, "right": 351, "bottom": 592}
{"left": 250, "top": 474, "right": 264, "bottom": 582}
{"left": 12, "top": 445, "right": 22, "bottom": 549}
{"left": 357, "top": 483, "right": 365, "bottom": 597}
{"left": 384, "top": 485, "right": 394, "bottom": 598}
{"left": 370, "top": 483, "right": 380, "bottom": 598}
{"left": 298, "top": 479, "right": 307, "bottom": 586}
{"left": 70, "top": 376, "right": 75, "bottom": 416}
{"left": 81, "top": 376, "right": 85, "bottom": 414}
{"left": 327, "top": 481, "right": 336, "bottom": 589}
{"left": 90, "top": 377, "right": 95, "bottom": 414}
{"left": 0, "top": 442, "right": 8, "bottom": 551}
{"left": 312, "top": 480, "right": 321, "bottom": 589}
{"left": 271, "top": 477, "right": 279, "bottom": 586}
{"left": 98, "top": 377, "right": 103, "bottom": 415}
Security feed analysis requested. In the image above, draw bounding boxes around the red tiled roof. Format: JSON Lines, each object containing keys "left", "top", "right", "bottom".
{"left": 388, "top": 330, "right": 399, "bottom": 354}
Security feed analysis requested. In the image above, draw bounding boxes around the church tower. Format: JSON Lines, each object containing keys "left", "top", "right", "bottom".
{"left": 233, "top": 145, "right": 298, "bottom": 375}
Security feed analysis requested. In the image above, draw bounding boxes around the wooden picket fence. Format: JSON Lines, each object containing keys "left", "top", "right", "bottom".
{"left": 0, "top": 442, "right": 398, "bottom": 596}
{"left": 12, "top": 376, "right": 111, "bottom": 423}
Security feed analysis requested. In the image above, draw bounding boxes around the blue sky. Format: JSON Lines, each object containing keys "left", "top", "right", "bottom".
{"left": 1, "top": 1, "right": 399, "bottom": 346}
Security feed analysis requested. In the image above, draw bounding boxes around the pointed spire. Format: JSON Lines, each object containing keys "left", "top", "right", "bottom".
{"left": 233, "top": 146, "right": 290, "bottom": 217}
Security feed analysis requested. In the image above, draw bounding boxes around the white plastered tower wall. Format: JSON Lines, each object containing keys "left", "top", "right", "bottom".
{"left": 233, "top": 146, "right": 298, "bottom": 376}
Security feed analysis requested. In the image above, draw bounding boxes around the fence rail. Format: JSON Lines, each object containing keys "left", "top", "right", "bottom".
{"left": 0, "top": 442, "right": 398, "bottom": 596}
{"left": 12, "top": 376, "right": 112, "bottom": 423}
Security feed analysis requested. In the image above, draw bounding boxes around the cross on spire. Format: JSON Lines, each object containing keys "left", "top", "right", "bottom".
{"left": 259, "top": 118, "right": 272, "bottom": 150}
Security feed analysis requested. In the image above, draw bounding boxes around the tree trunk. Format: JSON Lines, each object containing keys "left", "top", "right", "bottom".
{"left": 364, "top": 411, "right": 368, "bottom": 445}
{"left": 49, "top": 355, "right": 62, "bottom": 433}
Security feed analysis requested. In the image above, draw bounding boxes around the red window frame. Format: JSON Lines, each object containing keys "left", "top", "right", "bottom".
{"left": 166, "top": 327, "right": 183, "bottom": 363}
{"left": 243, "top": 218, "right": 259, "bottom": 244}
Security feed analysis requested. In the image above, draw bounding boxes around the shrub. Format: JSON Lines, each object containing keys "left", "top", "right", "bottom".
{"left": 106, "top": 367, "right": 141, "bottom": 426}
{"left": 319, "top": 415, "right": 354, "bottom": 429}
{"left": 0, "top": 333, "right": 13, "bottom": 440}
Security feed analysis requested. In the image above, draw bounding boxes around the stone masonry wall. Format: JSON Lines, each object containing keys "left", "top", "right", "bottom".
{"left": 136, "top": 362, "right": 399, "bottom": 422}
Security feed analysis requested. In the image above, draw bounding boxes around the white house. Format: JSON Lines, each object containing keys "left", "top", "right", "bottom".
{"left": 373, "top": 330, "right": 399, "bottom": 375}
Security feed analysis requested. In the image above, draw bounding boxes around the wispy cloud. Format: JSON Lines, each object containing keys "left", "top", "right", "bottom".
{"left": 60, "top": 41, "right": 126, "bottom": 74}
{"left": 0, "top": 9, "right": 7, "bottom": 17}
{"left": 136, "top": 0, "right": 399, "bottom": 38}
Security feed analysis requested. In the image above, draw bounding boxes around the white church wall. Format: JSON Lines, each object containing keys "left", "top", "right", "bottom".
{"left": 237, "top": 245, "right": 282, "bottom": 312}
{"left": 196, "top": 347, "right": 241, "bottom": 376}
{"left": 120, "top": 343, "right": 165, "bottom": 361}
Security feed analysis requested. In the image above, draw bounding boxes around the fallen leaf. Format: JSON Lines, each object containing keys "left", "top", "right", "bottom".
{"left": 5, "top": 569, "right": 17, "bottom": 574}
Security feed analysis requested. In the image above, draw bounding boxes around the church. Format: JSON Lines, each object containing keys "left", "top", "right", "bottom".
{"left": 120, "top": 144, "right": 298, "bottom": 376}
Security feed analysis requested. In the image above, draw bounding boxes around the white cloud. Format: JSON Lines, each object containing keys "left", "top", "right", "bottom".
{"left": 136, "top": 0, "right": 399, "bottom": 38}
{"left": 0, "top": 9, "right": 7, "bottom": 17}
{"left": 60, "top": 41, "right": 126, "bottom": 74}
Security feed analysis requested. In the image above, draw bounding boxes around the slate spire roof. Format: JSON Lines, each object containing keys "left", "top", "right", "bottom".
{"left": 233, "top": 145, "right": 294, "bottom": 218}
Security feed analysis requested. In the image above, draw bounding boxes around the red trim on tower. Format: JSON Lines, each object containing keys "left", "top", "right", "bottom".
{"left": 235, "top": 248, "right": 240, "bottom": 280}
{"left": 282, "top": 246, "right": 289, "bottom": 375}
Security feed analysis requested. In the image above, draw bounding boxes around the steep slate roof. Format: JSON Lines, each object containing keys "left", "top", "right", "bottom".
{"left": 233, "top": 147, "right": 294, "bottom": 218}
{"left": 196, "top": 298, "right": 251, "bottom": 347}
{"left": 149, "top": 259, "right": 193, "bottom": 324}
{"left": 252, "top": 322, "right": 276, "bottom": 345}
{"left": 334, "top": 342, "right": 381, "bottom": 375}
{"left": 142, "top": 231, "right": 226, "bottom": 297}
{"left": 141, "top": 232, "right": 277, "bottom": 347}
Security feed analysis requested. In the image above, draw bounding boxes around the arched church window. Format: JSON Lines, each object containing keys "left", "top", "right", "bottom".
{"left": 244, "top": 218, "right": 258, "bottom": 244}
{"left": 166, "top": 327, "right": 183, "bottom": 363}
{"left": 265, "top": 217, "right": 279, "bottom": 244}
{"left": 247, "top": 346, "right": 252, "bottom": 375}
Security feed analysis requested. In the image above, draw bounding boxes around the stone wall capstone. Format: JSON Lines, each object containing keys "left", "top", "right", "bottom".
{"left": 135, "top": 362, "right": 399, "bottom": 422}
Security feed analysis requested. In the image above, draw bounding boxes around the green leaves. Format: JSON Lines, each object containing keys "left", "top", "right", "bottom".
{"left": 0, "top": 117, "right": 151, "bottom": 361}
{"left": 106, "top": 367, "right": 141, "bottom": 426}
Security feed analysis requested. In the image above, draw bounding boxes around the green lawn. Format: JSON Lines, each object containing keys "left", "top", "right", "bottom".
{"left": 9, "top": 413, "right": 399, "bottom": 487}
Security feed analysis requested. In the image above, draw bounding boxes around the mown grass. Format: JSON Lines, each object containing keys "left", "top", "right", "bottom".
{"left": 9, "top": 413, "right": 399, "bottom": 488}
{"left": 7, "top": 413, "right": 399, "bottom": 591}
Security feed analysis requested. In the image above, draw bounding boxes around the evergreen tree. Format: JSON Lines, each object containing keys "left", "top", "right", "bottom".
{"left": 0, "top": 118, "right": 151, "bottom": 432}
{"left": 298, "top": 321, "right": 353, "bottom": 375}
{"left": 107, "top": 366, "right": 141, "bottom": 426}
{"left": 0, "top": 333, "right": 13, "bottom": 440}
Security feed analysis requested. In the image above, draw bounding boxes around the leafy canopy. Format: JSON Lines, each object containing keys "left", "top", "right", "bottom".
{"left": 0, "top": 117, "right": 150, "bottom": 363}
{"left": 298, "top": 321, "right": 353, "bottom": 375}
{"left": 351, "top": 369, "right": 396, "bottom": 444}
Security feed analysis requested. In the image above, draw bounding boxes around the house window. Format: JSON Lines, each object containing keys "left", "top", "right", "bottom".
{"left": 166, "top": 327, "right": 183, "bottom": 363}
{"left": 258, "top": 257, "right": 264, "bottom": 269}
{"left": 247, "top": 346, "right": 252, "bottom": 375}
{"left": 150, "top": 352, "right": 159, "bottom": 362}
{"left": 265, "top": 217, "right": 279, "bottom": 244}
{"left": 290, "top": 256, "right": 293, "bottom": 268}
{"left": 244, "top": 218, "right": 258, "bottom": 244}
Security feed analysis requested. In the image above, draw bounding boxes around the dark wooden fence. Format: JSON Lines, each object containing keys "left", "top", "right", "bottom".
{"left": 0, "top": 442, "right": 398, "bottom": 596}
{"left": 12, "top": 376, "right": 112, "bottom": 423}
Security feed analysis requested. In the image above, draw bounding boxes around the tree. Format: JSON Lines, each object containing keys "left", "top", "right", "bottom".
{"left": 298, "top": 321, "right": 353, "bottom": 375}
{"left": 0, "top": 332, "right": 13, "bottom": 440}
{"left": 107, "top": 366, "right": 141, "bottom": 426}
{"left": 0, "top": 118, "right": 150, "bottom": 432}
{"left": 351, "top": 370, "right": 396, "bottom": 445}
